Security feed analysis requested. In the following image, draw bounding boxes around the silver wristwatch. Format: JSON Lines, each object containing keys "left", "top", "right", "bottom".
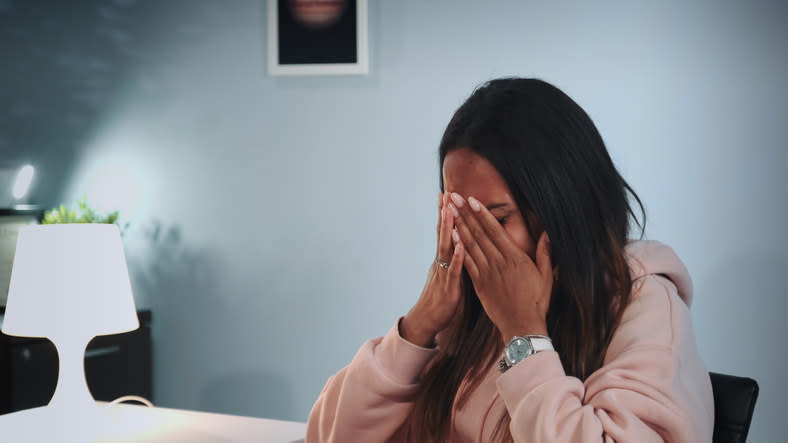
{"left": 499, "top": 335, "right": 553, "bottom": 372}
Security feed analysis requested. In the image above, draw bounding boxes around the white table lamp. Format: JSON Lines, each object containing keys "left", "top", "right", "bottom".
{"left": 2, "top": 224, "right": 139, "bottom": 414}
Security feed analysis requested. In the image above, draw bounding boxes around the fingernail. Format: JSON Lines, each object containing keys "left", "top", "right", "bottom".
{"left": 449, "top": 203, "right": 459, "bottom": 218}
{"left": 468, "top": 197, "right": 482, "bottom": 212}
{"left": 452, "top": 229, "right": 460, "bottom": 243}
{"left": 450, "top": 193, "right": 464, "bottom": 208}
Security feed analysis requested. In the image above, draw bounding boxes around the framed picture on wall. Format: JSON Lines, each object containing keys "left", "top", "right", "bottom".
{"left": 267, "top": 0, "right": 369, "bottom": 76}
{"left": 0, "top": 208, "right": 44, "bottom": 311}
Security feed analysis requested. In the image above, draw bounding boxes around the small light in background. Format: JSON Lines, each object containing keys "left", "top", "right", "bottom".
{"left": 12, "top": 165, "right": 35, "bottom": 200}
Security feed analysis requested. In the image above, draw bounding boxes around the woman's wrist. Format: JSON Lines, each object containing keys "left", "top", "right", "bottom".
{"left": 499, "top": 322, "right": 548, "bottom": 344}
{"left": 400, "top": 314, "right": 437, "bottom": 348}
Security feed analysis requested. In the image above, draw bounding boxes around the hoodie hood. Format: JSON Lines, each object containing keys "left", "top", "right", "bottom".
{"left": 625, "top": 240, "right": 694, "bottom": 307}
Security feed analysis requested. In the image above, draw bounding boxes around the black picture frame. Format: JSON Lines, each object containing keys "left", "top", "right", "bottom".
{"left": 268, "top": 0, "right": 369, "bottom": 75}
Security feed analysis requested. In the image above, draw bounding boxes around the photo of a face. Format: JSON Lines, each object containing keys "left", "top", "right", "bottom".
{"left": 278, "top": 0, "right": 357, "bottom": 65}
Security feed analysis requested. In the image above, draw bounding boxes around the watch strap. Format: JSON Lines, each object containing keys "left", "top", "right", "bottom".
{"left": 529, "top": 336, "right": 553, "bottom": 353}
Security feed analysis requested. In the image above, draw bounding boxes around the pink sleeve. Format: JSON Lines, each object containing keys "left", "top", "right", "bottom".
{"left": 495, "top": 276, "right": 714, "bottom": 442}
{"left": 306, "top": 319, "right": 438, "bottom": 443}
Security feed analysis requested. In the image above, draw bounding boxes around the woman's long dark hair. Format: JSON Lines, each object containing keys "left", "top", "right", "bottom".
{"left": 409, "top": 78, "right": 646, "bottom": 442}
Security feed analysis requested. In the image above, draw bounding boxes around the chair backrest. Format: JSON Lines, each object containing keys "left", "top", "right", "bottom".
{"left": 710, "top": 372, "right": 759, "bottom": 443}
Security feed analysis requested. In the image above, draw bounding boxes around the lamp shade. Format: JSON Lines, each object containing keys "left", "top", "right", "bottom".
{"left": 2, "top": 224, "right": 138, "bottom": 339}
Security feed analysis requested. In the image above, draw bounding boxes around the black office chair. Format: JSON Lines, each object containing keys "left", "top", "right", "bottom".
{"left": 710, "top": 372, "right": 759, "bottom": 443}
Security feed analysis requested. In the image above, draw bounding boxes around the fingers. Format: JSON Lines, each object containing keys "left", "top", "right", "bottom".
{"left": 457, "top": 229, "right": 480, "bottom": 281}
{"left": 437, "top": 193, "right": 454, "bottom": 265}
{"left": 535, "top": 231, "right": 553, "bottom": 279}
{"left": 466, "top": 196, "right": 522, "bottom": 257}
{"left": 436, "top": 192, "right": 443, "bottom": 237}
{"left": 448, "top": 194, "right": 498, "bottom": 271}
{"left": 446, "top": 236, "right": 464, "bottom": 293}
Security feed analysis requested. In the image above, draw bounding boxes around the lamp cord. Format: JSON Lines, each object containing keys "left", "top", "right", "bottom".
{"left": 104, "top": 395, "right": 154, "bottom": 408}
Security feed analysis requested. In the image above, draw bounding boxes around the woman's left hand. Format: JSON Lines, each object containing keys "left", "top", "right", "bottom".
{"left": 448, "top": 193, "right": 554, "bottom": 342}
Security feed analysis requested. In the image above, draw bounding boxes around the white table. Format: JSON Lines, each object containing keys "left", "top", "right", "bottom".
{"left": 0, "top": 403, "right": 307, "bottom": 442}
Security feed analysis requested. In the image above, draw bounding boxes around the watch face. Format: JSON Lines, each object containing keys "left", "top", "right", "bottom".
{"left": 505, "top": 337, "right": 533, "bottom": 364}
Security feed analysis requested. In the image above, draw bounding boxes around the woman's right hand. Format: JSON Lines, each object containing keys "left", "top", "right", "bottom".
{"left": 400, "top": 192, "right": 465, "bottom": 348}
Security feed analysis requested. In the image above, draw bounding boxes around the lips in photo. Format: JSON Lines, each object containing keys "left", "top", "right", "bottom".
{"left": 288, "top": 0, "right": 347, "bottom": 29}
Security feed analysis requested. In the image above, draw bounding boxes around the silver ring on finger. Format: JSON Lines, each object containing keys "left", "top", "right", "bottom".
{"left": 435, "top": 258, "right": 450, "bottom": 269}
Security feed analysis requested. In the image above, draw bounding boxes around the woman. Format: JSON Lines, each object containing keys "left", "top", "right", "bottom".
{"left": 306, "top": 78, "right": 714, "bottom": 442}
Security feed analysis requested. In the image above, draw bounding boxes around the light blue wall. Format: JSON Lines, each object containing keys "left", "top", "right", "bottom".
{"left": 44, "top": 0, "right": 787, "bottom": 440}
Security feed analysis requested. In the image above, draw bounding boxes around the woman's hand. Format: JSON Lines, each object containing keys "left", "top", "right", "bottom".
{"left": 448, "top": 193, "right": 553, "bottom": 342}
{"left": 400, "top": 193, "right": 465, "bottom": 348}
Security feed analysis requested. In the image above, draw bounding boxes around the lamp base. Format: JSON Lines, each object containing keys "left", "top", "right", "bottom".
{"left": 47, "top": 334, "right": 99, "bottom": 412}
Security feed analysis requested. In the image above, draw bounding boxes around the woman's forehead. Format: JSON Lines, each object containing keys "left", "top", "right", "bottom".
{"left": 443, "top": 149, "right": 512, "bottom": 203}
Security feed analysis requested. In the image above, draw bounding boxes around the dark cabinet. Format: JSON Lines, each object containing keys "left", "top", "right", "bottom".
{"left": 0, "top": 310, "right": 152, "bottom": 413}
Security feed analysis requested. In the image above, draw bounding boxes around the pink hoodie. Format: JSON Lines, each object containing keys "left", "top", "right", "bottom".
{"left": 306, "top": 241, "right": 714, "bottom": 442}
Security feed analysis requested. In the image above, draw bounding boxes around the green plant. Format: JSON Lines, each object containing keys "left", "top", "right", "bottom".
{"left": 42, "top": 198, "right": 129, "bottom": 233}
